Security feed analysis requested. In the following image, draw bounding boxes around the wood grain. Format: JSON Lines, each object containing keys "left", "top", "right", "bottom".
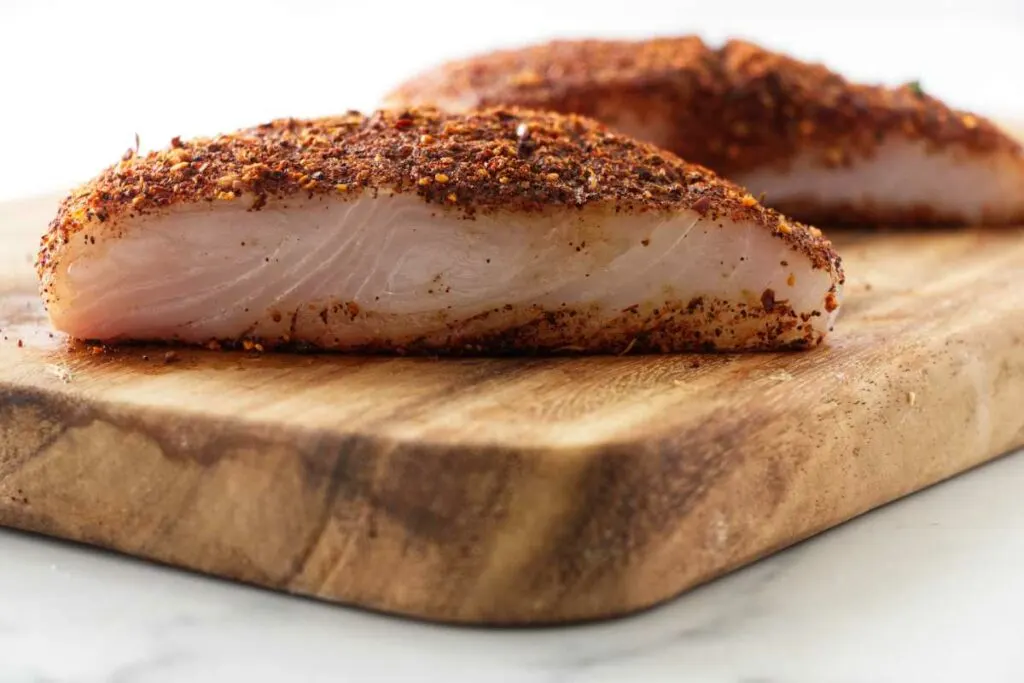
{"left": 1, "top": 195, "right": 1023, "bottom": 624}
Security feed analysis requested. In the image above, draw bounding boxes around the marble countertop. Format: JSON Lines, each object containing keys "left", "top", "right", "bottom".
{"left": 2, "top": 448, "right": 1022, "bottom": 683}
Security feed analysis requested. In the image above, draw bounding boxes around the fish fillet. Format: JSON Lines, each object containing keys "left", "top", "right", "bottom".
{"left": 37, "top": 108, "right": 844, "bottom": 354}
{"left": 385, "top": 37, "right": 1024, "bottom": 226}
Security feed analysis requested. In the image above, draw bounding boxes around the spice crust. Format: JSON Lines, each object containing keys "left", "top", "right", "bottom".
{"left": 384, "top": 37, "right": 1021, "bottom": 176}
{"left": 83, "top": 294, "right": 828, "bottom": 356}
{"left": 38, "top": 107, "right": 840, "bottom": 280}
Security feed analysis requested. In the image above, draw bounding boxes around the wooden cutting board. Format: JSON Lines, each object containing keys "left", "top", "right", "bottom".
{"left": 1, "top": 194, "right": 1023, "bottom": 625}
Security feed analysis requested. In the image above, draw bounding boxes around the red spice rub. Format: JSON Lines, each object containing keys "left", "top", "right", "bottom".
{"left": 249, "top": 294, "right": 826, "bottom": 354}
{"left": 384, "top": 37, "right": 1021, "bottom": 177}
{"left": 37, "top": 107, "right": 841, "bottom": 282}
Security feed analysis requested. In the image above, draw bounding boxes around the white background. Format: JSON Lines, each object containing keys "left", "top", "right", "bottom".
{"left": 1, "top": 0, "right": 1023, "bottom": 203}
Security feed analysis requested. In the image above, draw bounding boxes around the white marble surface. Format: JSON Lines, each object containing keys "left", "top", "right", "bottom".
{"left": 2, "top": 448, "right": 1023, "bottom": 683}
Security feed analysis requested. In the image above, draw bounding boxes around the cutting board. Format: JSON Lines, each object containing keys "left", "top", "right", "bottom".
{"left": 1, "top": 194, "right": 1023, "bottom": 625}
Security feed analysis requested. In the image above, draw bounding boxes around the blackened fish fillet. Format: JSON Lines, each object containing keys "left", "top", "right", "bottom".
{"left": 385, "top": 37, "right": 1024, "bottom": 226}
{"left": 37, "top": 108, "right": 844, "bottom": 354}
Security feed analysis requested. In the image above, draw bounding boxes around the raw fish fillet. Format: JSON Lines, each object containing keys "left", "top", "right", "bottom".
{"left": 37, "top": 108, "right": 844, "bottom": 354}
{"left": 385, "top": 37, "right": 1024, "bottom": 226}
